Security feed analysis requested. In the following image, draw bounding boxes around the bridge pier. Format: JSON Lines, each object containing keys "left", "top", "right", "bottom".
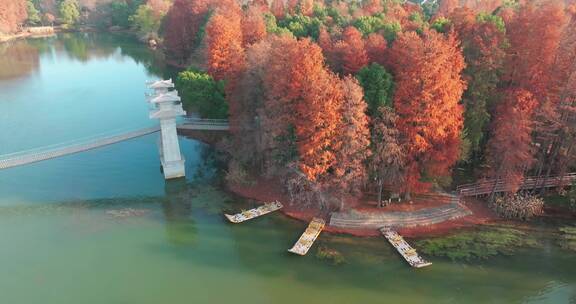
{"left": 148, "top": 79, "right": 186, "bottom": 179}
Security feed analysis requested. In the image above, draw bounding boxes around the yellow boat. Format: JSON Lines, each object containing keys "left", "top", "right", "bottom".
{"left": 224, "top": 201, "right": 283, "bottom": 223}
{"left": 288, "top": 217, "right": 325, "bottom": 256}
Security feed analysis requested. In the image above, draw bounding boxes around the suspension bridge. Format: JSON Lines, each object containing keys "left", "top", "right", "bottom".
{"left": 0, "top": 119, "right": 229, "bottom": 170}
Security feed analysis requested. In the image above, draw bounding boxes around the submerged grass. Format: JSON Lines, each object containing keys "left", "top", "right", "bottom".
{"left": 414, "top": 226, "right": 540, "bottom": 261}
{"left": 316, "top": 246, "right": 347, "bottom": 265}
{"left": 558, "top": 226, "right": 576, "bottom": 252}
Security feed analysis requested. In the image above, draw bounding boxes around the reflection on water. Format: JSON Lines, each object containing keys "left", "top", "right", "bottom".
{"left": 0, "top": 33, "right": 176, "bottom": 155}
{"left": 0, "top": 33, "right": 170, "bottom": 81}
{"left": 0, "top": 41, "right": 39, "bottom": 80}
{"left": 163, "top": 178, "right": 197, "bottom": 245}
{"left": 0, "top": 33, "right": 575, "bottom": 304}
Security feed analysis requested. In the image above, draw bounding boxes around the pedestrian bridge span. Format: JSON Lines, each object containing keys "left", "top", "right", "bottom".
{"left": 0, "top": 118, "right": 229, "bottom": 170}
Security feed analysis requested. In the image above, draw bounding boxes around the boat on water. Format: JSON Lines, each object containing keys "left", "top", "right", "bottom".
{"left": 288, "top": 217, "right": 325, "bottom": 256}
{"left": 380, "top": 227, "right": 432, "bottom": 268}
{"left": 224, "top": 201, "right": 283, "bottom": 223}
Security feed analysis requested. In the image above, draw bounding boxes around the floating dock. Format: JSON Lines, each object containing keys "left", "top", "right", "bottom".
{"left": 224, "top": 201, "right": 283, "bottom": 223}
{"left": 288, "top": 217, "right": 325, "bottom": 256}
{"left": 380, "top": 227, "right": 432, "bottom": 268}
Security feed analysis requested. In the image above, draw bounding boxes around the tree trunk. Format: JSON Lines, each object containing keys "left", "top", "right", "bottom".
{"left": 377, "top": 179, "right": 383, "bottom": 208}
{"left": 489, "top": 174, "right": 500, "bottom": 202}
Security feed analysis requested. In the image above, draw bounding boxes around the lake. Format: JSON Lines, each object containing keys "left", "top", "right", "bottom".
{"left": 0, "top": 33, "right": 574, "bottom": 304}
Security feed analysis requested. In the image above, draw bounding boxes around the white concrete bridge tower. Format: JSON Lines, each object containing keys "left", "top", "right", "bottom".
{"left": 147, "top": 79, "right": 186, "bottom": 179}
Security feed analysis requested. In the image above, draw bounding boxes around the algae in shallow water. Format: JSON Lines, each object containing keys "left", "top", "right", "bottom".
{"left": 414, "top": 226, "right": 540, "bottom": 261}
{"left": 559, "top": 226, "right": 576, "bottom": 251}
{"left": 316, "top": 246, "right": 347, "bottom": 265}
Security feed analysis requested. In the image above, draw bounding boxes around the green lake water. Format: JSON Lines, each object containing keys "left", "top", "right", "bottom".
{"left": 0, "top": 33, "right": 575, "bottom": 304}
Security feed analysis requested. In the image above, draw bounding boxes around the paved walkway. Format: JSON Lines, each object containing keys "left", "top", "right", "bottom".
{"left": 329, "top": 195, "right": 471, "bottom": 229}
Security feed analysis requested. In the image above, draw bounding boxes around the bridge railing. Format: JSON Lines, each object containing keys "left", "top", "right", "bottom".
{"left": 182, "top": 118, "right": 229, "bottom": 125}
{"left": 0, "top": 126, "right": 160, "bottom": 169}
{"left": 456, "top": 173, "right": 576, "bottom": 197}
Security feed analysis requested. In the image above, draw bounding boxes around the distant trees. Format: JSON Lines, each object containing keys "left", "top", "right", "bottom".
{"left": 109, "top": 0, "right": 134, "bottom": 28}
{"left": 129, "top": 0, "right": 170, "bottom": 38}
{"left": 26, "top": 0, "right": 41, "bottom": 25}
{"left": 0, "top": 0, "right": 28, "bottom": 34}
{"left": 58, "top": 0, "right": 80, "bottom": 26}
{"left": 163, "top": 0, "right": 209, "bottom": 64}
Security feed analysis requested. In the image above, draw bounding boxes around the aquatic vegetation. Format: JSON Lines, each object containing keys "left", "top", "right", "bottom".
{"left": 316, "top": 246, "right": 347, "bottom": 265}
{"left": 558, "top": 227, "right": 576, "bottom": 252}
{"left": 414, "top": 226, "right": 539, "bottom": 261}
{"left": 105, "top": 208, "right": 150, "bottom": 219}
{"left": 491, "top": 194, "right": 544, "bottom": 220}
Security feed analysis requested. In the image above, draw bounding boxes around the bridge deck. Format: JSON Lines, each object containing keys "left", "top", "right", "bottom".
{"left": 0, "top": 118, "right": 230, "bottom": 170}
{"left": 0, "top": 127, "right": 160, "bottom": 170}
{"left": 178, "top": 118, "right": 229, "bottom": 131}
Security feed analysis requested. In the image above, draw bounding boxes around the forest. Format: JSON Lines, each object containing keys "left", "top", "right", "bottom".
{"left": 3, "top": 0, "right": 576, "bottom": 213}
{"left": 166, "top": 0, "right": 576, "bottom": 212}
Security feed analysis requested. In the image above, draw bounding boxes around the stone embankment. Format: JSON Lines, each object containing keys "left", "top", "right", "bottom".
{"left": 330, "top": 194, "right": 472, "bottom": 229}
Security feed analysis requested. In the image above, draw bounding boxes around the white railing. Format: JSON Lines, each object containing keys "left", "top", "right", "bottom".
{"left": 0, "top": 126, "right": 160, "bottom": 170}
{"left": 182, "top": 118, "right": 229, "bottom": 125}
{"left": 456, "top": 173, "right": 576, "bottom": 197}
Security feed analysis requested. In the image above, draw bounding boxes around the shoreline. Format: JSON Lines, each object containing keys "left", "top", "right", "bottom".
{"left": 226, "top": 178, "right": 500, "bottom": 238}
{"left": 0, "top": 26, "right": 58, "bottom": 43}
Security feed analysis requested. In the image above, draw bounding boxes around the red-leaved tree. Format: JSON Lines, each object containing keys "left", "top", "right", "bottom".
{"left": 365, "top": 33, "right": 388, "bottom": 67}
{"left": 242, "top": 5, "right": 267, "bottom": 47}
{"left": 389, "top": 29, "right": 466, "bottom": 197}
{"left": 333, "top": 26, "right": 369, "bottom": 75}
{"left": 205, "top": 10, "right": 245, "bottom": 81}
{"left": 486, "top": 89, "right": 537, "bottom": 194}
{"left": 163, "top": 0, "right": 209, "bottom": 64}
{"left": 331, "top": 76, "right": 371, "bottom": 194}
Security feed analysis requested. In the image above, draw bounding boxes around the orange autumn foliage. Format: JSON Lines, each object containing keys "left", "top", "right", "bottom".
{"left": 0, "top": 0, "right": 27, "bottom": 34}
{"left": 147, "top": 0, "right": 171, "bottom": 16}
{"left": 365, "top": 33, "right": 388, "bottom": 67}
{"left": 242, "top": 6, "right": 267, "bottom": 46}
{"left": 390, "top": 30, "right": 466, "bottom": 193}
{"left": 331, "top": 76, "right": 371, "bottom": 193}
{"left": 333, "top": 26, "right": 369, "bottom": 75}
{"left": 271, "top": 0, "right": 285, "bottom": 18}
{"left": 287, "top": 0, "right": 299, "bottom": 14}
{"left": 505, "top": 2, "right": 568, "bottom": 102}
{"left": 300, "top": 0, "right": 314, "bottom": 16}
{"left": 437, "top": 0, "right": 503, "bottom": 17}
{"left": 486, "top": 89, "right": 537, "bottom": 192}
{"left": 363, "top": 0, "right": 383, "bottom": 15}
{"left": 205, "top": 11, "right": 245, "bottom": 81}
{"left": 163, "top": 0, "right": 209, "bottom": 63}
{"left": 251, "top": 0, "right": 270, "bottom": 13}
{"left": 263, "top": 36, "right": 343, "bottom": 181}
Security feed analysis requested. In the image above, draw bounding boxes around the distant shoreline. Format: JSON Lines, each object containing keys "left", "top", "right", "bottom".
{"left": 0, "top": 26, "right": 58, "bottom": 43}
